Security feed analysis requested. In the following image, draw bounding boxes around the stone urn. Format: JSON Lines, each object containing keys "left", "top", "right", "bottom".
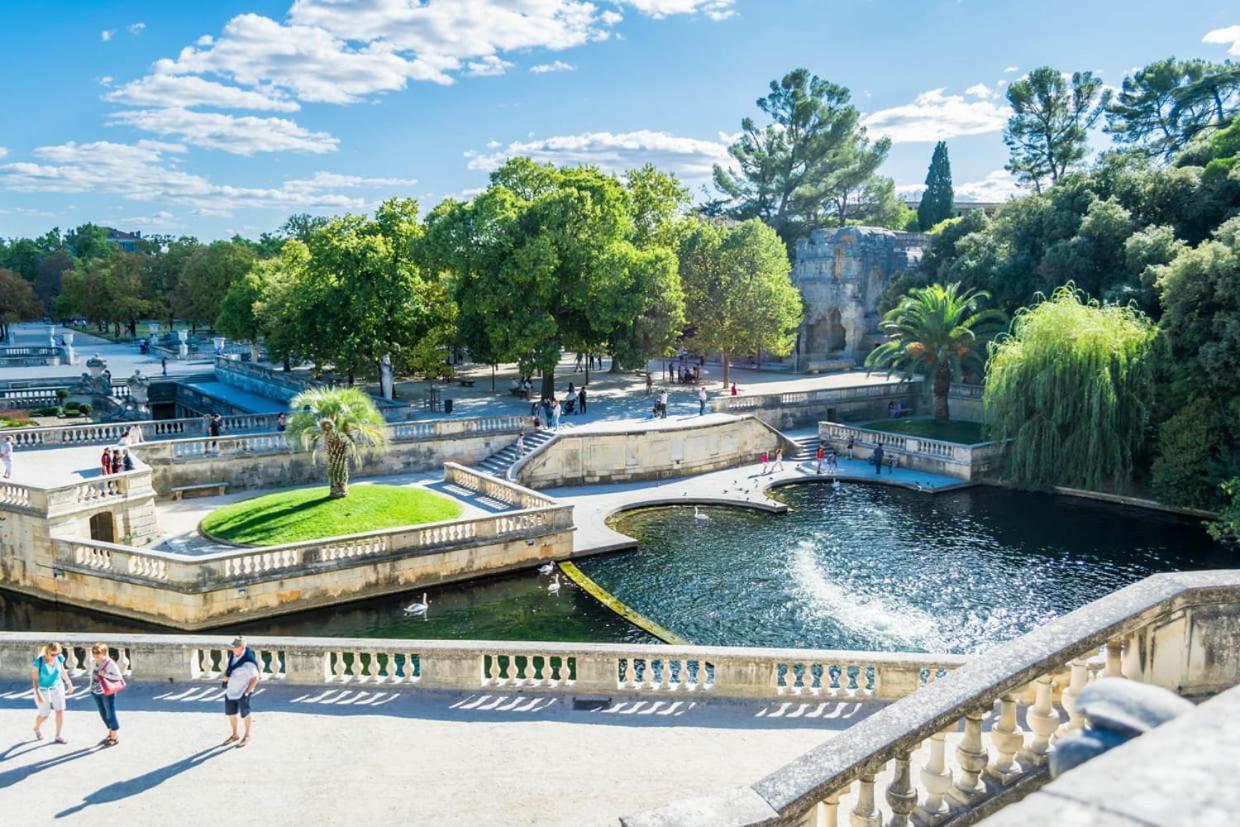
{"left": 177, "top": 329, "right": 189, "bottom": 360}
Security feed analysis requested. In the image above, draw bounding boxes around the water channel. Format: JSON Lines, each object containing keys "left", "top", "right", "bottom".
{"left": 0, "top": 482, "right": 1227, "bottom": 652}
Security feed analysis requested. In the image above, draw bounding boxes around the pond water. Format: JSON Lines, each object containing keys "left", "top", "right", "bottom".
{"left": 0, "top": 482, "right": 1227, "bottom": 652}
{"left": 579, "top": 483, "right": 1230, "bottom": 653}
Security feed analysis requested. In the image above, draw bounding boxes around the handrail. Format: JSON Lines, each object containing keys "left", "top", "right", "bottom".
{"left": 622, "top": 570, "right": 1240, "bottom": 826}
{"left": 0, "top": 631, "right": 967, "bottom": 702}
{"left": 712, "top": 377, "right": 921, "bottom": 413}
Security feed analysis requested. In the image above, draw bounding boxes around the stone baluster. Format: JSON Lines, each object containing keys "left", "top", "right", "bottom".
{"left": 986, "top": 693, "right": 1024, "bottom": 785}
{"left": 850, "top": 773, "right": 880, "bottom": 827}
{"left": 1021, "top": 675, "right": 1059, "bottom": 767}
{"left": 365, "top": 651, "right": 379, "bottom": 681}
{"left": 1105, "top": 640, "right": 1123, "bottom": 677}
{"left": 1059, "top": 657, "right": 1090, "bottom": 734}
{"left": 886, "top": 751, "right": 917, "bottom": 827}
{"left": 332, "top": 651, "right": 347, "bottom": 681}
{"left": 915, "top": 729, "right": 953, "bottom": 825}
{"left": 814, "top": 789, "right": 842, "bottom": 827}
{"left": 951, "top": 709, "right": 987, "bottom": 805}
{"left": 198, "top": 649, "right": 212, "bottom": 677}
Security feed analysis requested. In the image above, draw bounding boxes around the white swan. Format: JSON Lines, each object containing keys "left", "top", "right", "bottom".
{"left": 538, "top": 561, "right": 554, "bottom": 575}
{"left": 694, "top": 506, "right": 710, "bottom": 521}
{"left": 832, "top": 479, "right": 841, "bottom": 489}
{"left": 403, "top": 593, "right": 429, "bottom": 615}
{"left": 547, "top": 573, "right": 562, "bottom": 594}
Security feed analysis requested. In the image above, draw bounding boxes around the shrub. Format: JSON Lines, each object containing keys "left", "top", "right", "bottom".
{"left": 76, "top": 403, "right": 92, "bottom": 416}
{"left": 54, "top": 388, "right": 69, "bottom": 401}
{"left": 33, "top": 405, "right": 63, "bottom": 417}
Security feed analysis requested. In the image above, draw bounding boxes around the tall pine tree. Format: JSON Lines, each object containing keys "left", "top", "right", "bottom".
{"left": 917, "top": 141, "right": 955, "bottom": 231}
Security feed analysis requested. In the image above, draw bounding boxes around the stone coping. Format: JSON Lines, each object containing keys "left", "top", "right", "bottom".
{"left": 621, "top": 569, "right": 1240, "bottom": 826}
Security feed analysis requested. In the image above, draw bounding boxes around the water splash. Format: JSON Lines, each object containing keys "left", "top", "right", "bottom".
{"left": 788, "top": 539, "right": 947, "bottom": 651}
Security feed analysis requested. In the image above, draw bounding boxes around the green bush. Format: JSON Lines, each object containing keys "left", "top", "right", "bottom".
{"left": 76, "top": 403, "right": 92, "bottom": 415}
{"left": 32, "top": 405, "right": 62, "bottom": 417}
{"left": 54, "top": 388, "right": 69, "bottom": 401}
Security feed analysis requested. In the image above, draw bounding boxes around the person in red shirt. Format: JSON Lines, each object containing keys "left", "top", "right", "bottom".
{"left": 816, "top": 443, "right": 826, "bottom": 474}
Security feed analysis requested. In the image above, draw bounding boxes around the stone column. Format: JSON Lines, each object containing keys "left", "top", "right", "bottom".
{"left": 48, "top": 324, "right": 57, "bottom": 347}
{"left": 177, "top": 329, "right": 189, "bottom": 360}
{"left": 380, "top": 353, "right": 395, "bottom": 401}
{"left": 63, "top": 331, "right": 76, "bottom": 365}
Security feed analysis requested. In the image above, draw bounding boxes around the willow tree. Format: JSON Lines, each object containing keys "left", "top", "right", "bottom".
{"left": 865, "top": 283, "right": 1004, "bottom": 421}
{"left": 984, "top": 285, "right": 1159, "bottom": 491}
{"left": 286, "top": 387, "right": 389, "bottom": 498}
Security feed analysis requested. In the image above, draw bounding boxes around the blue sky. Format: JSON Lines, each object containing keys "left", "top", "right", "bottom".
{"left": 1, "top": 0, "right": 1238, "bottom": 241}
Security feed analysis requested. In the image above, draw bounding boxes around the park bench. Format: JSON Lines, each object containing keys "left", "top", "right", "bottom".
{"left": 169, "top": 481, "right": 228, "bottom": 501}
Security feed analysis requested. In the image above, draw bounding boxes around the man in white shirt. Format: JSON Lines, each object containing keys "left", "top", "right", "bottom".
{"left": 0, "top": 435, "right": 13, "bottom": 479}
{"left": 221, "top": 636, "right": 260, "bottom": 747}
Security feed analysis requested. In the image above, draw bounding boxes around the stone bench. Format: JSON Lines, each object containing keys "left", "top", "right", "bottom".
{"left": 169, "top": 481, "right": 228, "bottom": 501}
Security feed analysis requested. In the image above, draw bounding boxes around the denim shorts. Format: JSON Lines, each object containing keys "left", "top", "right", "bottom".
{"left": 224, "top": 694, "right": 252, "bottom": 718}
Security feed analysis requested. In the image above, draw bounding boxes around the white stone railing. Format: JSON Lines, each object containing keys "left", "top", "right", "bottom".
{"left": 0, "top": 469, "right": 151, "bottom": 517}
{"left": 442, "top": 462, "right": 556, "bottom": 509}
{"left": 51, "top": 495, "right": 573, "bottom": 589}
{"left": 0, "top": 631, "right": 966, "bottom": 701}
{"left": 713, "top": 379, "right": 921, "bottom": 414}
{"left": 623, "top": 570, "right": 1240, "bottom": 827}
{"left": 2, "top": 412, "right": 283, "bottom": 449}
{"left": 819, "top": 421, "right": 1007, "bottom": 478}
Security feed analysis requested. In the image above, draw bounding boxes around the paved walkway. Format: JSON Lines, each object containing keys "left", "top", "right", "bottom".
{"left": 0, "top": 680, "right": 874, "bottom": 826}
{"left": 1, "top": 444, "right": 150, "bottom": 486}
{"left": 3, "top": 323, "right": 212, "bottom": 381}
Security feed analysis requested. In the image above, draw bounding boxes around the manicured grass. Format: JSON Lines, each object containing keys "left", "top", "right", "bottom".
{"left": 201, "top": 484, "right": 464, "bottom": 546}
{"left": 862, "top": 418, "right": 989, "bottom": 444}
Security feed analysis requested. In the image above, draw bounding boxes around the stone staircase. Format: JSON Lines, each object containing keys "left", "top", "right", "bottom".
{"left": 786, "top": 433, "right": 819, "bottom": 463}
{"left": 475, "top": 430, "right": 555, "bottom": 478}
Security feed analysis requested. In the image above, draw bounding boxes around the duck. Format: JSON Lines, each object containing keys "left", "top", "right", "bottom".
{"left": 694, "top": 506, "right": 710, "bottom": 521}
{"left": 547, "top": 574, "right": 562, "bottom": 594}
{"left": 403, "top": 593, "right": 429, "bottom": 615}
{"left": 538, "top": 561, "right": 555, "bottom": 575}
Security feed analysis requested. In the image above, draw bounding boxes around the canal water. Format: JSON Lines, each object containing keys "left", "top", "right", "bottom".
{"left": 0, "top": 482, "right": 1226, "bottom": 651}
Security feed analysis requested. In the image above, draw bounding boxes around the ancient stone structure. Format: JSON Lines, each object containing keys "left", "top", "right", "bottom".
{"left": 792, "top": 226, "right": 930, "bottom": 372}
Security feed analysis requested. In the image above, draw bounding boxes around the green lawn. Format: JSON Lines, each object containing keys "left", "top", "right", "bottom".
{"left": 201, "top": 484, "right": 464, "bottom": 546}
{"left": 862, "top": 418, "right": 989, "bottom": 444}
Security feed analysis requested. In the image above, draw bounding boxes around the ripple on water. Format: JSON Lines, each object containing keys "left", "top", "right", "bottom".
{"left": 583, "top": 484, "right": 1228, "bottom": 654}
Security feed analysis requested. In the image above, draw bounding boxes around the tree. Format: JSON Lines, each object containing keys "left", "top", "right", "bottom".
{"left": 0, "top": 268, "right": 42, "bottom": 341}
{"left": 1212, "top": 479, "right": 1240, "bottom": 546}
{"left": 1105, "top": 58, "right": 1218, "bottom": 158}
{"left": 174, "top": 240, "right": 256, "bottom": 330}
{"left": 286, "top": 387, "right": 389, "bottom": 498}
{"left": 712, "top": 68, "right": 888, "bottom": 243}
{"left": 1004, "top": 67, "right": 1110, "bottom": 192}
{"left": 678, "top": 218, "right": 802, "bottom": 387}
{"left": 215, "top": 265, "right": 270, "bottom": 360}
{"left": 59, "top": 254, "right": 151, "bottom": 332}
{"left": 427, "top": 158, "right": 680, "bottom": 397}
{"left": 984, "top": 285, "right": 1160, "bottom": 491}
{"left": 1172, "top": 62, "right": 1240, "bottom": 131}
{"left": 64, "top": 224, "right": 115, "bottom": 261}
{"left": 865, "top": 283, "right": 1003, "bottom": 421}
{"left": 918, "top": 142, "right": 955, "bottom": 230}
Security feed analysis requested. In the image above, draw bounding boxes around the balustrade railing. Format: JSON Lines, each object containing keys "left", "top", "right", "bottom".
{"left": 713, "top": 378, "right": 921, "bottom": 414}
{"left": 819, "top": 421, "right": 1001, "bottom": 462}
{"left": 622, "top": 570, "right": 1240, "bottom": 827}
{"left": 0, "top": 631, "right": 965, "bottom": 701}
{"left": 443, "top": 462, "right": 556, "bottom": 509}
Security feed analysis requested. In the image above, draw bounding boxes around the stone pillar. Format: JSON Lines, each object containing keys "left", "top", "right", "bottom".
{"left": 48, "top": 324, "right": 57, "bottom": 347}
{"left": 63, "top": 331, "right": 76, "bottom": 365}
{"left": 177, "top": 329, "right": 189, "bottom": 360}
{"left": 380, "top": 353, "right": 395, "bottom": 401}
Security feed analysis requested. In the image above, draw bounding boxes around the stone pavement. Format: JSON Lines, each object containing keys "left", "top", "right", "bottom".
{"left": 0, "top": 679, "right": 874, "bottom": 826}
{"left": 3, "top": 323, "right": 212, "bottom": 381}
{"left": 1, "top": 444, "right": 150, "bottom": 485}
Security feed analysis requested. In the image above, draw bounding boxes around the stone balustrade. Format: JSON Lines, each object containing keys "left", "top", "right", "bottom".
{"left": 0, "top": 469, "right": 150, "bottom": 517}
{"left": 0, "top": 631, "right": 966, "bottom": 701}
{"left": 443, "top": 462, "right": 557, "bottom": 509}
{"left": 622, "top": 570, "right": 1240, "bottom": 827}
{"left": 714, "top": 380, "right": 920, "bottom": 413}
{"left": 819, "top": 421, "right": 1007, "bottom": 481}
{"left": 2, "top": 412, "right": 283, "bottom": 448}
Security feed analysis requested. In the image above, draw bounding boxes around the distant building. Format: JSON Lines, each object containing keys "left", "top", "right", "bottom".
{"left": 902, "top": 200, "right": 1003, "bottom": 219}
{"left": 103, "top": 227, "right": 143, "bottom": 253}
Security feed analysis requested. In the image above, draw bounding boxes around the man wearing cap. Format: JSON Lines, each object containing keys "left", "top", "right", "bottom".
{"left": 221, "top": 636, "right": 260, "bottom": 747}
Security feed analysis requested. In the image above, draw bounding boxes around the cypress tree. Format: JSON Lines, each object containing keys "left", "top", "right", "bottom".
{"left": 917, "top": 141, "right": 955, "bottom": 231}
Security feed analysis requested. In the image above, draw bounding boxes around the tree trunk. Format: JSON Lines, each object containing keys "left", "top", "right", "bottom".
{"left": 540, "top": 369, "right": 555, "bottom": 400}
{"left": 933, "top": 364, "right": 951, "bottom": 422}
{"left": 721, "top": 352, "right": 730, "bottom": 389}
{"left": 608, "top": 353, "right": 621, "bottom": 373}
{"left": 326, "top": 435, "right": 349, "bottom": 498}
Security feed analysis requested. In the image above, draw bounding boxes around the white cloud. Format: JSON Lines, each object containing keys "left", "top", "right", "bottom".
{"left": 463, "top": 55, "right": 513, "bottom": 77}
{"left": 964, "top": 83, "right": 996, "bottom": 99}
{"left": 1003, "top": 66, "right": 1019, "bottom": 73}
{"left": 101, "top": 29, "right": 115, "bottom": 42}
{"left": 530, "top": 60, "right": 576, "bottom": 74}
{"left": 110, "top": 109, "right": 337, "bottom": 155}
{"left": 281, "top": 171, "right": 418, "bottom": 191}
{"left": 0, "top": 140, "right": 372, "bottom": 211}
{"left": 106, "top": 74, "right": 299, "bottom": 112}
{"left": 862, "top": 88, "right": 1008, "bottom": 143}
{"left": 105, "top": 210, "right": 181, "bottom": 229}
{"left": 128, "top": 22, "right": 146, "bottom": 35}
{"left": 466, "top": 129, "right": 729, "bottom": 184}
{"left": 955, "top": 170, "right": 1023, "bottom": 202}
{"left": 621, "top": 0, "right": 736, "bottom": 20}
{"left": 98, "top": 76, "right": 114, "bottom": 87}
{"left": 0, "top": 206, "right": 56, "bottom": 217}
{"left": 1203, "top": 24, "right": 1240, "bottom": 55}
{"left": 0, "top": 147, "right": 7, "bottom": 159}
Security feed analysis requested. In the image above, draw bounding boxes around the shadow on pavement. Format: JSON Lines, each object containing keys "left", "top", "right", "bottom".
{"left": 55, "top": 743, "right": 234, "bottom": 818}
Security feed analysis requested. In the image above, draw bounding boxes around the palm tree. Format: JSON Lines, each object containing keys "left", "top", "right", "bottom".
{"left": 865, "top": 283, "right": 1005, "bottom": 422}
{"left": 286, "top": 387, "right": 389, "bottom": 498}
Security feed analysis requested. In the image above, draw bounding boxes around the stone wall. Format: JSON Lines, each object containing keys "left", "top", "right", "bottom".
{"left": 818, "top": 421, "right": 1006, "bottom": 481}
{"left": 792, "top": 226, "right": 930, "bottom": 372}
{"left": 516, "top": 416, "right": 786, "bottom": 488}
{"left": 713, "top": 379, "right": 923, "bottom": 429}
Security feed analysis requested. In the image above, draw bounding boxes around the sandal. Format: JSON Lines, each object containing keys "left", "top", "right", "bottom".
{"left": 54, "top": 737, "right": 67, "bottom": 745}
{"left": 222, "top": 735, "right": 239, "bottom": 745}
{"left": 236, "top": 736, "right": 249, "bottom": 748}
{"left": 105, "top": 737, "right": 118, "bottom": 747}
{"left": 33, "top": 730, "right": 43, "bottom": 741}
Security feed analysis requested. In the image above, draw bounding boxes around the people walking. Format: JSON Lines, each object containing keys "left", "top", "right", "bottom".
{"left": 578, "top": 385, "right": 587, "bottom": 414}
{"left": 730, "top": 383, "right": 738, "bottom": 396}
{"left": 551, "top": 398, "right": 561, "bottom": 431}
{"left": 111, "top": 448, "right": 123, "bottom": 474}
{"left": 221, "top": 636, "right": 260, "bottom": 748}
{"left": 846, "top": 436, "right": 855, "bottom": 460}
{"left": 658, "top": 389, "right": 669, "bottom": 419}
{"left": 774, "top": 448, "right": 784, "bottom": 471}
{"left": 208, "top": 413, "right": 223, "bottom": 452}
{"left": 121, "top": 449, "right": 135, "bottom": 472}
{"left": 645, "top": 372, "right": 653, "bottom": 395}
{"left": 89, "top": 643, "right": 125, "bottom": 746}
{"left": 516, "top": 431, "right": 526, "bottom": 456}
{"left": 816, "top": 443, "right": 825, "bottom": 475}
{"left": 0, "top": 434, "right": 13, "bottom": 479}
{"left": 32, "top": 642, "right": 73, "bottom": 744}
{"left": 101, "top": 448, "right": 113, "bottom": 476}
{"left": 760, "top": 450, "right": 770, "bottom": 475}
{"left": 872, "top": 443, "right": 885, "bottom": 475}
{"left": 161, "top": 356, "right": 168, "bottom": 376}
{"left": 827, "top": 450, "right": 838, "bottom": 473}
{"left": 697, "top": 385, "right": 707, "bottom": 416}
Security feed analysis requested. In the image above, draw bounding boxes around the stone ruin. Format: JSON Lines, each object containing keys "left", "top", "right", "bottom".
{"left": 792, "top": 226, "right": 930, "bottom": 372}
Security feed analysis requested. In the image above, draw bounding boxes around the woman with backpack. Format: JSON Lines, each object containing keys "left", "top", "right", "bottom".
{"left": 89, "top": 643, "right": 125, "bottom": 747}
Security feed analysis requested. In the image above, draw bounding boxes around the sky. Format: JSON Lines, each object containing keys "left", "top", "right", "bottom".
{"left": 1, "top": 0, "right": 1238, "bottom": 241}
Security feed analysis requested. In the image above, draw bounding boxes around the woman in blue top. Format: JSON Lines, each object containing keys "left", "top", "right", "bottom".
{"left": 31, "top": 642, "right": 74, "bottom": 744}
